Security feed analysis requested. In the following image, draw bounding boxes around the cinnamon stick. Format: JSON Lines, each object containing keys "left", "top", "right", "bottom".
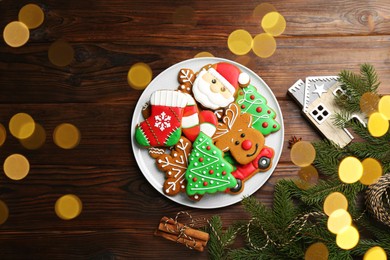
{"left": 154, "top": 229, "right": 205, "bottom": 252}
{"left": 159, "top": 216, "right": 210, "bottom": 243}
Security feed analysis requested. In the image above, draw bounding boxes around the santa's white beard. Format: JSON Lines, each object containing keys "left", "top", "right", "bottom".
{"left": 192, "top": 72, "right": 234, "bottom": 110}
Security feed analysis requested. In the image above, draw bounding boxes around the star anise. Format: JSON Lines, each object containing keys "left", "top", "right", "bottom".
{"left": 288, "top": 135, "right": 302, "bottom": 149}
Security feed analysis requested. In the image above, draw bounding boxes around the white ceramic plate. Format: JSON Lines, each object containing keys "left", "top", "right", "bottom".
{"left": 131, "top": 57, "right": 284, "bottom": 209}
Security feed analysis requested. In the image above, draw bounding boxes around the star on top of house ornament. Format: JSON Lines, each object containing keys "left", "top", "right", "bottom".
{"left": 312, "top": 83, "right": 327, "bottom": 97}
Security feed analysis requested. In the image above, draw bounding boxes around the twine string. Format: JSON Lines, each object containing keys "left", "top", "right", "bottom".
{"left": 164, "top": 211, "right": 197, "bottom": 250}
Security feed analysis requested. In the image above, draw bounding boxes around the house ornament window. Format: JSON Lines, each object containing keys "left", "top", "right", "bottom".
{"left": 310, "top": 103, "right": 331, "bottom": 124}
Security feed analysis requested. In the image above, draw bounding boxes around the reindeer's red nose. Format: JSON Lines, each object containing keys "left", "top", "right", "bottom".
{"left": 241, "top": 140, "right": 252, "bottom": 150}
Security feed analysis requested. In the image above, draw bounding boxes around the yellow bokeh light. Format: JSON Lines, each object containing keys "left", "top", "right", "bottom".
{"left": 304, "top": 242, "right": 329, "bottom": 260}
{"left": 127, "top": 62, "right": 153, "bottom": 90}
{"left": 3, "top": 21, "right": 30, "bottom": 48}
{"left": 338, "top": 156, "right": 363, "bottom": 184}
{"left": 18, "top": 3, "right": 44, "bottom": 29}
{"left": 360, "top": 158, "right": 383, "bottom": 185}
{"left": 172, "top": 6, "right": 196, "bottom": 27}
{"left": 261, "top": 12, "right": 286, "bottom": 36}
{"left": 53, "top": 123, "right": 81, "bottom": 149}
{"left": 55, "top": 194, "right": 82, "bottom": 220}
{"left": 0, "top": 124, "right": 6, "bottom": 147}
{"left": 323, "top": 191, "right": 348, "bottom": 216}
{"left": 336, "top": 225, "right": 360, "bottom": 250}
{"left": 298, "top": 165, "right": 319, "bottom": 183}
{"left": 253, "top": 3, "right": 277, "bottom": 21}
{"left": 235, "top": 55, "right": 255, "bottom": 69}
{"left": 48, "top": 39, "right": 74, "bottom": 67}
{"left": 9, "top": 112, "right": 35, "bottom": 140}
{"left": 378, "top": 95, "right": 390, "bottom": 120}
{"left": 3, "top": 154, "right": 30, "bottom": 181}
{"left": 360, "top": 92, "right": 380, "bottom": 116}
{"left": 227, "top": 29, "right": 253, "bottom": 56}
{"left": 327, "top": 209, "right": 352, "bottom": 234}
{"left": 194, "top": 51, "right": 214, "bottom": 58}
{"left": 252, "top": 33, "right": 276, "bottom": 58}
{"left": 290, "top": 141, "right": 316, "bottom": 167}
{"left": 368, "top": 112, "right": 389, "bottom": 137}
{"left": 364, "top": 246, "right": 387, "bottom": 260}
{"left": 19, "top": 123, "right": 46, "bottom": 150}
{"left": 0, "top": 200, "right": 9, "bottom": 225}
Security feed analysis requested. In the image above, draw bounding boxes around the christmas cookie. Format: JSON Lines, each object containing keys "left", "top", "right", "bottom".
{"left": 213, "top": 103, "right": 265, "bottom": 165}
{"left": 192, "top": 62, "right": 250, "bottom": 110}
{"left": 235, "top": 85, "right": 280, "bottom": 136}
{"left": 185, "top": 131, "right": 237, "bottom": 196}
{"left": 135, "top": 90, "right": 188, "bottom": 147}
{"left": 156, "top": 136, "right": 192, "bottom": 196}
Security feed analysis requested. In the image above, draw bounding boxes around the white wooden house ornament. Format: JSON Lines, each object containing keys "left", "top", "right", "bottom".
{"left": 288, "top": 76, "right": 367, "bottom": 148}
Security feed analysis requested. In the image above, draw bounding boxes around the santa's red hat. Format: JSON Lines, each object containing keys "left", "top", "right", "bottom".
{"left": 208, "top": 62, "right": 250, "bottom": 94}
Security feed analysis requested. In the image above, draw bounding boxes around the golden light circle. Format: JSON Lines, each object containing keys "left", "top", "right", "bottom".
{"left": 252, "top": 33, "right": 276, "bottom": 58}
{"left": 227, "top": 29, "right": 253, "bottom": 56}
{"left": 304, "top": 242, "right": 329, "bottom": 260}
{"left": 253, "top": 3, "right": 277, "bottom": 21}
{"left": 336, "top": 225, "right": 360, "bottom": 250}
{"left": 364, "top": 246, "right": 387, "bottom": 260}
{"left": 327, "top": 209, "right": 352, "bottom": 234}
{"left": 19, "top": 123, "right": 46, "bottom": 150}
{"left": 18, "top": 3, "right": 44, "bottom": 29}
{"left": 323, "top": 191, "right": 348, "bottom": 216}
{"left": 172, "top": 6, "right": 196, "bottom": 27}
{"left": 3, "top": 21, "right": 30, "bottom": 48}
{"left": 9, "top": 112, "right": 35, "bottom": 140}
{"left": 0, "top": 124, "right": 6, "bottom": 147}
{"left": 378, "top": 95, "right": 390, "bottom": 120}
{"left": 48, "top": 39, "right": 74, "bottom": 67}
{"left": 235, "top": 55, "right": 256, "bottom": 69}
{"left": 368, "top": 112, "right": 389, "bottom": 137}
{"left": 55, "top": 194, "right": 82, "bottom": 220}
{"left": 261, "top": 12, "right": 286, "bottom": 36}
{"left": 360, "top": 158, "right": 383, "bottom": 185}
{"left": 360, "top": 92, "right": 380, "bottom": 116}
{"left": 298, "top": 165, "right": 319, "bottom": 184}
{"left": 338, "top": 156, "right": 363, "bottom": 184}
{"left": 53, "top": 123, "right": 81, "bottom": 149}
{"left": 0, "top": 200, "right": 9, "bottom": 225}
{"left": 127, "top": 62, "right": 153, "bottom": 90}
{"left": 194, "top": 51, "right": 214, "bottom": 58}
{"left": 3, "top": 154, "right": 30, "bottom": 180}
{"left": 290, "top": 141, "right": 316, "bottom": 167}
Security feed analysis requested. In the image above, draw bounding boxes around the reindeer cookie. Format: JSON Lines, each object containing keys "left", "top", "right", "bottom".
{"left": 212, "top": 103, "right": 274, "bottom": 193}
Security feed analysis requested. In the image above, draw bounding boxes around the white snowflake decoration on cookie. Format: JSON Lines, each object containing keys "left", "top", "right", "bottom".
{"left": 154, "top": 112, "right": 171, "bottom": 131}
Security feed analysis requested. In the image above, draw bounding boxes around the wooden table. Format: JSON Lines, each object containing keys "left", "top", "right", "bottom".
{"left": 0, "top": 0, "right": 389, "bottom": 259}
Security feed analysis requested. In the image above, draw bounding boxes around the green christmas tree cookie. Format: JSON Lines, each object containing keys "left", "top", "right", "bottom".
{"left": 185, "top": 132, "right": 237, "bottom": 196}
{"left": 235, "top": 85, "right": 280, "bottom": 135}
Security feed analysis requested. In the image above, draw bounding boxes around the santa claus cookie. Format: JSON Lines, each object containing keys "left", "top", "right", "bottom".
{"left": 192, "top": 62, "right": 250, "bottom": 110}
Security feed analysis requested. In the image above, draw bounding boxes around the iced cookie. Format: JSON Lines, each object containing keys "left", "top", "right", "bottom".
{"left": 185, "top": 132, "right": 237, "bottom": 196}
{"left": 156, "top": 136, "right": 192, "bottom": 196}
{"left": 192, "top": 62, "right": 250, "bottom": 110}
{"left": 135, "top": 90, "right": 188, "bottom": 147}
{"left": 235, "top": 85, "right": 280, "bottom": 136}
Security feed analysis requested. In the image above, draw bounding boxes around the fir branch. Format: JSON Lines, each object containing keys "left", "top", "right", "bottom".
{"left": 312, "top": 140, "right": 346, "bottom": 176}
{"left": 206, "top": 215, "right": 230, "bottom": 260}
{"left": 272, "top": 181, "right": 299, "bottom": 229}
{"left": 360, "top": 63, "right": 380, "bottom": 93}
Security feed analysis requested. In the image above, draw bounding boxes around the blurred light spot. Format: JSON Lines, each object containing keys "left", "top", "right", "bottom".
{"left": 360, "top": 158, "right": 382, "bottom": 185}
{"left": 235, "top": 55, "right": 256, "bottom": 69}
{"left": 304, "top": 242, "right": 329, "bottom": 260}
{"left": 290, "top": 141, "right": 316, "bottom": 167}
{"left": 55, "top": 194, "right": 82, "bottom": 220}
{"left": 338, "top": 156, "right": 363, "bottom": 184}
{"left": 252, "top": 33, "right": 276, "bottom": 58}
{"left": 53, "top": 123, "right": 81, "bottom": 149}
{"left": 3, "top": 21, "right": 30, "bottom": 47}
{"left": 298, "top": 165, "right": 319, "bottom": 186}
{"left": 3, "top": 154, "right": 30, "bottom": 180}
{"left": 359, "top": 92, "right": 380, "bottom": 116}
{"left": 378, "top": 95, "right": 390, "bottom": 120}
{"left": 336, "top": 225, "right": 360, "bottom": 250}
{"left": 261, "top": 12, "right": 286, "bottom": 36}
{"left": 228, "top": 29, "right": 253, "bottom": 55}
{"left": 0, "top": 200, "right": 9, "bottom": 225}
{"left": 0, "top": 124, "right": 6, "bottom": 147}
{"left": 127, "top": 62, "right": 153, "bottom": 90}
{"left": 18, "top": 3, "right": 44, "bottom": 29}
{"left": 19, "top": 123, "right": 46, "bottom": 150}
{"left": 323, "top": 191, "right": 348, "bottom": 216}
{"left": 194, "top": 51, "right": 214, "bottom": 58}
{"left": 327, "top": 209, "right": 352, "bottom": 234}
{"left": 253, "top": 3, "right": 277, "bottom": 21}
{"left": 48, "top": 39, "right": 74, "bottom": 67}
{"left": 368, "top": 112, "right": 388, "bottom": 137}
{"left": 9, "top": 112, "right": 35, "bottom": 140}
{"left": 364, "top": 246, "right": 387, "bottom": 260}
